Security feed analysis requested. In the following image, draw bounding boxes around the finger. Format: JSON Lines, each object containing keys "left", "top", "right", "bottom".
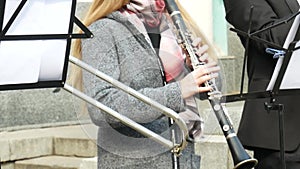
{"left": 205, "top": 61, "right": 218, "bottom": 67}
{"left": 195, "top": 44, "right": 209, "bottom": 56}
{"left": 196, "top": 73, "right": 219, "bottom": 86}
{"left": 209, "top": 72, "right": 219, "bottom": 78}
{"left": 198, "top": 53, "right": 209, "bottom": 62}
{"left": 196, "top": 61, "right": 218, "bottom": 70}
{"left": 204, "top": 64, "right": 220, "bottom": 73}
{"left": 206, "top": 66, "right": 221, "bottom": 74}
{"left": 198, "top": 74, "right": 210, "bottom": 84}
{"left": 192, "top": 66, "right": 209, "bottom": 78}
{"left": 198, "top": 86, "right": 212, "bottom": 93}
{"left": 192, "top": 37, "right": 202, "bottom": 47}
{"left": 206, "top": 56, "right": 215, "bottom": 63}
{"left": 193, "top": 64, "right": 215, "bottom": 76}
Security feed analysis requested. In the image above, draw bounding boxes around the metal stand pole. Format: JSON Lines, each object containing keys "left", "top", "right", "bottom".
{"left": 265, "top": 101, "right": 286, "bottom": 169}
{"left": 169, "top": 118, "right": 180, "bottom": 169}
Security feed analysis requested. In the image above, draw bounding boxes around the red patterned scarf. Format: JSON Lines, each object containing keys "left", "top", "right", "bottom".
{"left": 125, "top": 0, "right": 165, "bottom": 27}
{"left": 122, "top": 0, "right": 185, "bottom": 82}
{"left": 121, "top": 0, "right": 203, "bottom": 139}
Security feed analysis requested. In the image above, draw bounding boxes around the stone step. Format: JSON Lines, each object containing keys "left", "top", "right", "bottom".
{"left": 0, "top": 115, "right": 248, "bottom": 169}
{"left": 11, "top": 135, "right": 251, "bottom": 169}
{"left": 196, "top": 135, "right": 233, "bottom": 169}
{"left": 53, "top": 124, "right": 97, "bottom": 157}
{"left": 0, "top": 124, "right": 97, "bottom": 163}
{"left": 14, "top": 156, "right": 96, "bottom": 169}
{"left": 196, "top": 135, "right": 254, "bottom": 169}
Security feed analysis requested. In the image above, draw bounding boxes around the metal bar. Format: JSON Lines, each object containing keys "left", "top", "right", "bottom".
{"left": 67, "top": 55, "right": 189, "bottom": 154}
{"left": 0, "top": 0, "right": 27, "bottom": 37}
{"left": 63, "top": 84, "right": 175, "bottom": 149}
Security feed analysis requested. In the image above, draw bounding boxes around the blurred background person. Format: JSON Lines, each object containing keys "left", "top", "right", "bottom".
{"left": 223, "top": 0, "right": 300, "bottom": 168}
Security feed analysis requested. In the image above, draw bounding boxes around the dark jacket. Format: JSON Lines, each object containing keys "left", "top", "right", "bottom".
{"left": 224, "top": 0, "right": 300, "bottom": 151}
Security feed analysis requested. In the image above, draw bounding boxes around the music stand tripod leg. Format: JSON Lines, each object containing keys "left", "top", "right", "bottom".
{"left": 265, "top": 102, "right": 286, "bottom": 169}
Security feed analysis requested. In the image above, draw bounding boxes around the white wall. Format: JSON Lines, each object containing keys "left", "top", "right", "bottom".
{"left": 179, "top": 0, "right": 213, "bottom": 42}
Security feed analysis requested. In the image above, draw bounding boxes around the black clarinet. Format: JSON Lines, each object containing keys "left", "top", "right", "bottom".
{"left": 164, "top": 0, "right": 258, "bottom": 168}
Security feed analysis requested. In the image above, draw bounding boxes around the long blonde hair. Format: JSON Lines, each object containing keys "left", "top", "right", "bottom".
{"left": 175, "top": 0, "right": 218, "bottom": 61}
{"left": 70, "top": 0, "right": 218, "bottom": 90}
{"left": 70, "top": 0, "right": 130, "bottom": 90}
{"left": 72, "top": 0, "right": 130, "bottom": 60}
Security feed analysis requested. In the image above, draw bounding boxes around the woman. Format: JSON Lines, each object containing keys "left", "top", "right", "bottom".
{"left": 72, "top": 0, "right": 220, "bottom": 168}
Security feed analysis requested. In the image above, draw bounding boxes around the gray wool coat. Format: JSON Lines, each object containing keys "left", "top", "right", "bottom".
{"left": 81, "top": 11, "right": 200, "bottom": 169}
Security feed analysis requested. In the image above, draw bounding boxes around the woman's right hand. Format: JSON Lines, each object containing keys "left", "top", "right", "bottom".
{"left": 179, "top": 62, "right": 220, "bottom": 99}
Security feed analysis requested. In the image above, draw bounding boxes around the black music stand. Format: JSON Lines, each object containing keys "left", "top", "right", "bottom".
{"left": 0, "top": 1, "right": 92, "bottom": 167}
{"left": 0, "top": 0, "right": 92, "bottom": 91}
{"left": 223, "top": 7, "right": 300, "bottom": 169}
{"left": 263, "top": 41, "right": 299, "bottom": 169}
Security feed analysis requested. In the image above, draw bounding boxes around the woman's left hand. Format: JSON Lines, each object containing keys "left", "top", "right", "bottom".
{"left": 192, "top": 37, "right": 212, "bottom": 64}
{"left": 185, "top": 37, "right": 213, "bottom": 69}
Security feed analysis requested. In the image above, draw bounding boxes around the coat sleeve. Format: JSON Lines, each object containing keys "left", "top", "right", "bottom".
{"left": 223, "top": 0, "right": 297, "bottom": 50}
